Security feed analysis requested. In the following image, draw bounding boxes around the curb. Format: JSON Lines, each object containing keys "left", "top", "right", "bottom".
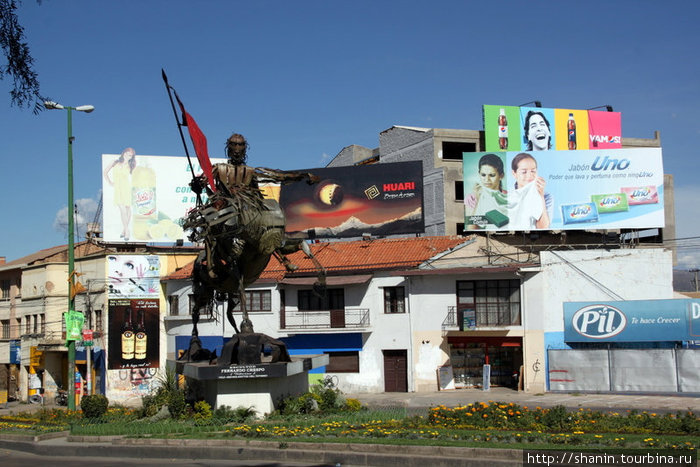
{"left": 0, "top": 434, "right": 522, "bottom": 467}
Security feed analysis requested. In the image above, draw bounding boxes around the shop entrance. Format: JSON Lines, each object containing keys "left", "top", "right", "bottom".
{"left": 447, "top": 337, "right": 522, "bottom": 389}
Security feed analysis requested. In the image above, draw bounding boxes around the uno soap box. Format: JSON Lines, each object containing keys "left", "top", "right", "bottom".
{"left": 561, "top": 202, "right": 599, "bottom": 224}
{"left": 620, "top": 186, "right": 658, "bottom": 205}
{"left": 590, "top": 193, "right": 629, "bottom": 214}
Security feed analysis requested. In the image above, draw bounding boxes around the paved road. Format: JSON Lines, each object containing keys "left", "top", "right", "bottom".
{"left": 0, "top": 448, "right": 335, "bottom": 467}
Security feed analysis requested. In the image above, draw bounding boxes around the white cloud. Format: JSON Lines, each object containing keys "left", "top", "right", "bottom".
{"left": 53, "top": 197, "right": 99, "bottom": 240}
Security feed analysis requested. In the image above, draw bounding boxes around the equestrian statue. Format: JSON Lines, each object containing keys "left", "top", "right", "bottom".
{"left": 163, "top": 72, "right": 325, "bottom": 366}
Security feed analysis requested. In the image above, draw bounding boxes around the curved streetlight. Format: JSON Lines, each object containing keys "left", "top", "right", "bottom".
{"left": 44, "top": 100, "right": 94, "bottom": 410}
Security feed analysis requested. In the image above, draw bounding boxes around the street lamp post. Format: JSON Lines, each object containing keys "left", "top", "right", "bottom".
{"left": 45, "top": 101, "right": 94, "bottom": 410}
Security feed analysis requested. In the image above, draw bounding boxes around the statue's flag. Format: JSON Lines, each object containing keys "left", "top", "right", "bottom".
{"left": 175, "top": 94, "right": 216, "bottom": 192}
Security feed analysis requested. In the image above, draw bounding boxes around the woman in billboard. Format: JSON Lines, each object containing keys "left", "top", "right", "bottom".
{"left": 523, "top": 111, "right": 552, "bottom": 151}
{"left": 103, "top": 147, "right": 137, "bottom": 240}
{"left": 465, "top": 154, "right": 507, "bottom": 228}
{"left": 508, "top": 152, "right": 551, "bottom": 229}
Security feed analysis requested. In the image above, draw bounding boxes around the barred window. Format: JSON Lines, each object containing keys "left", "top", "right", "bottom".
{"left": 457, "top": 280, "right": 521, "bottom": 326}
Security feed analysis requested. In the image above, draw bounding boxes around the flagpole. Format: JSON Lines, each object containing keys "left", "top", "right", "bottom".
{"left": 161, "top": 69, "right": 202, "bottom": 205}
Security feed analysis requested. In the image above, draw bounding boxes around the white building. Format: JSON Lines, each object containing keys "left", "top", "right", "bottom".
{"left": 164, "top": 235, "right": 681, "bottom": 395}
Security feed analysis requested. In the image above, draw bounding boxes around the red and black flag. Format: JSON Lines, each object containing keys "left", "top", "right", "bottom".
{"left": 162, "top": 70, "right": 216, "bottom": 193}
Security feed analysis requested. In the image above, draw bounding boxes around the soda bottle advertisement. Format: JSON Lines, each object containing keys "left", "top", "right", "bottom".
{"left": 483, "top": 105, "right": 621, "bottom": 153}
{"left": 107, "top": 298, "right": 160, "bottom": 370}
{"left": 102, "top": 153, "right": 225, "bottom": 244}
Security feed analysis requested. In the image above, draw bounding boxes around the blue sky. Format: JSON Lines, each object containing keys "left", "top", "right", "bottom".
{"left": 2, "top": 1, "right": 700, "bottom": 266}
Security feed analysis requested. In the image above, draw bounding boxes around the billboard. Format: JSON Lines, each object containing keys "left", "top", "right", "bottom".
{"left": 280, "top": 161, "right": 424, "bottom": 238}
{"left": 106, "top": 255, "right": 160, "bottom": 370}
{"left": 463, "top": 148, "right": 664, "bottom": 231}
{"left": 102, "top": 153, "right": 225, "bottom": 243}
{"left": 564, "top": 299, "right": 700, "bottom": 342}
{"left": 483, "top": 105, "right": 622, "bottom": 152}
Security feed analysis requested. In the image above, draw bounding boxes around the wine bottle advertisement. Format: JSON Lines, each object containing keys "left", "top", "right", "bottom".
{"left": 107, "top": 298, "right": 160, "bottom": 369}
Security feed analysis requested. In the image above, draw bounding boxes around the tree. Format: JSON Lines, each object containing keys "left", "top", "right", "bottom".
{"left": 0, "top": 0, "right": 44, "bottom": 113}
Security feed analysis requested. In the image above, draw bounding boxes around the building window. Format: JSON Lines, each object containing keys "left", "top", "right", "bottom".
{"left": 454, "top": 180, "right": 464, "bottom": 201}
{"left": 442, "top": 141, "right": 477, "bottom": 160}
{"left": 33, "top": 314, "right": 38, "bottom": 334}
{"left": 168, "top": 295, "right": 180, "bottom": 316}
{"left": 456, "top": 223, "right": 465, "bottom": 236}
{"left": 298, "top": 288, "right": 344, "bottom": 311}
{"left": 457, "top": 280, "right": 521, "bottom": 326}
{"left": 0, "top": 279, "right": 9, "bottom": 300}
{"left": 325, "top": 351, "right": 360, "bottom": 373}
{"left": 188, "top": 294, "right": 212, "bottom": 318}
{"left": 383, "top": 287, "right": 406, "bottom": 314}
{"left": 94, "top": 310, "right": 103, "bottom": 332}
{"left": 188, "top": 294, "right": 196, "bottom": 315}
{"left": 25, "top": 316, "right": 31, "bottom": 334}
{"left": 232, "top": 290, "right": 272, "bottom": 312}
{"left": 1, "top": 320, "right": 9, "bottom": 339}
{"left": 40, "top": 314, "right": 45, "bottom": 334}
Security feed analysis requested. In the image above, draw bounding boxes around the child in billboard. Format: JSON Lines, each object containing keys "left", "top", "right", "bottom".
{"left": 508, "top": 153, "right": 551, "bottom": 230}
{"left": 103, "top": 147, "right": 137, "bottom": 240}
{"left": 523, "top": 111, "right": 552, "bottom": 151}
{"left": 465, "top": 154, "right": 507, "bottom": 229}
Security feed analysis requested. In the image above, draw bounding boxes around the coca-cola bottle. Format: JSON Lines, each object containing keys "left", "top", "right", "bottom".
{"left": 498, "top": 108, "right": 508, "bottom": 150}
{"left": 567, "top": 113, "right": 576, "bottom": 150}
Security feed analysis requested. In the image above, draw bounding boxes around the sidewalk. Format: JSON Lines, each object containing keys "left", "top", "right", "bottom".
{"left": 346, "top": 387, "right": 700, "bottom": 414}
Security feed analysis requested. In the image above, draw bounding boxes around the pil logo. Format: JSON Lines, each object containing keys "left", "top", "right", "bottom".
{"left": 572, "top": 305, "right": 627, "bottom": 339}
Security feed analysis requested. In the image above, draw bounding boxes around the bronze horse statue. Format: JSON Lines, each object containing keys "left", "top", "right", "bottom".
{"left": 179, "top": 133, "right": 326, "bottom": 365}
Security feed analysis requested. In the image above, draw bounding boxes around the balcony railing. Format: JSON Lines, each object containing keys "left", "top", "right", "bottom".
{"left": 281, "top": 308, "right": 370, "bottom": 330}
{"left": 442, "top": 305, "right": 521, "bottom": 330}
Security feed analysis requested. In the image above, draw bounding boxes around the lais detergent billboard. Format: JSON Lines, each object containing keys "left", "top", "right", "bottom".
{"left": 463, "top": 148, "right": 663, "bottom": 232}
{"left": 483, "top": 105, "right": 622, "bottom": 152}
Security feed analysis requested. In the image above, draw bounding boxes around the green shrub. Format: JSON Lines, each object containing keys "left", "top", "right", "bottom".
{"left": 344, "top": 398, "right": 363, "bottom": 412}
{"left": 310, "top": 375, "right": 344, "bottom": 412}
{"left": 168, "top": 390, "right": 187, "bottom": 419}
{"left": 80, "top": 394, "right": 109, "bottom": 419}
{"left": 541, "top": 405, "right": 571, "bottom": 430}
{"left": 138, "top": 368, "right": 189, "bottom": 419}
{"left": 210, "top": 404, "right": 257, "bottom": 422}
{"left": 193, "top": 400, "right": 213, "bottom": 420}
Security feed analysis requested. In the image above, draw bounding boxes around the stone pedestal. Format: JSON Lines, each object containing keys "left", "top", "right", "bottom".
{"left": 168, "top": 354, "right": 328, "bottom": 416}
